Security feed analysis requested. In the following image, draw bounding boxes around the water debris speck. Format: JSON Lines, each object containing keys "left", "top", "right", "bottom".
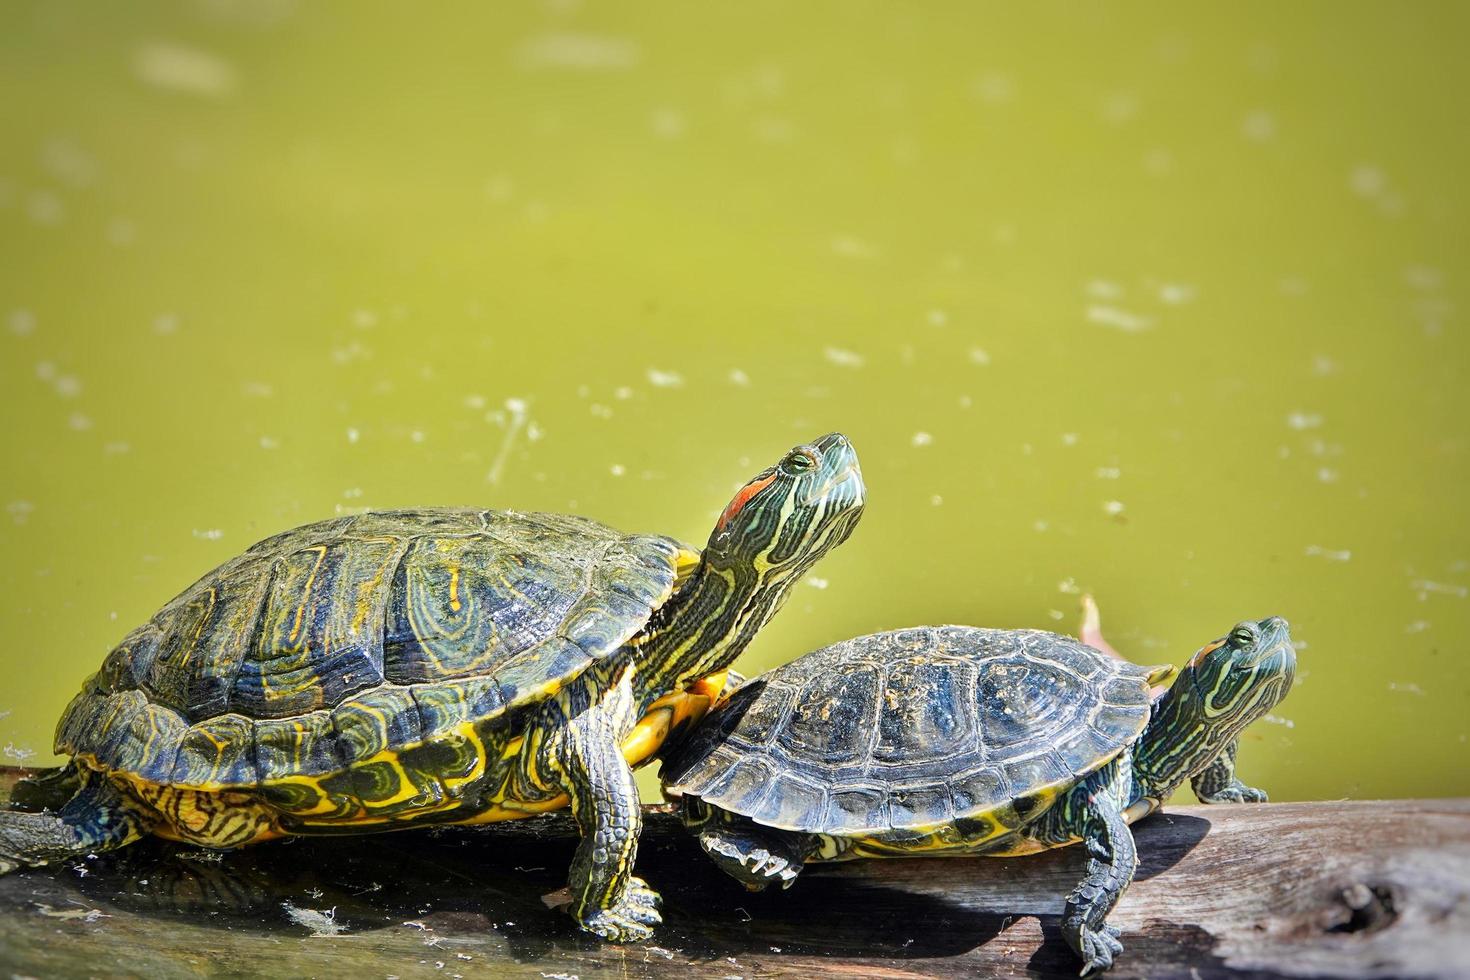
{"left": 823, "top": 346, "right": 865, "bottom": 368}
{"left": 1304, "top": 545, "right": 1351, "bottom": 562}
{"left": 32, "top": 903, "right": 108, "bottom": 922}
{"left": 609, "top": 464, "right": 626, "bottom": 477}
{"left": 911, "top": 431, "right": 933, "bottom": 447}
{"left": 1412, "top": 579, "right": 1468, "bottom": 599}
{"left": 728, "top": 368, "right": 750, "bottom": 386}
{"left": 968, "top": 347, "right": 991, "bottom": 365}
{"left": 1095, "top": 466, "right": 1121, "bottom": 479}
{"left": 8, "top": 501, "right": 35, "bottom": 524}
{"left": 135, "top": 41, "right": 238, "bottom": 97}
{"left": 8, "top": 309, "right": 36, "bottom": 336}
{"left": 806, "top": 577, "right": 829, "bottom": 590}
{"left": 193, "top": 528, "right": 223, "bottom": 540}
{"left": 829, "top": 235, "right": 878, "bottom": 259}
{"left": 282, "top": 902, "right": 346, "bottom": 937}
{"left": 1286, "top": 412, "right": 1323, "bottom": 430}
{"left": 517, "top": 33, "right": 640, "bottom": 71}
{"left": 153, "top": 313, "right": 180, "bottom": 335}
{"left": 927, "top": 309, "right": 949, "bottom": 326}
{"left": 1387, "top": 681, "right": 1426, "bottom": 697}
{"left": 487, "top": 398, "right": 530, "bottom": 485}
{"left": 1086, "top": 305, "right": 1154, "bottom": 332}
{"left": 1102, "top": 500, "right": 1125, "bottom": 516}
{"left": 646, "top": 368, "right": 684, "bottom": 388}
{"left": 1241, "top": 110, "right": 1276, "bottom": 142}
{"left": 1085, "top": 279, "right": 1124, "bottom": 300}
{"left": 1157, "top": 283, "right": 1196, "bottom": 305}
{"left": 1262, "top": 713, "right": 1295, "bottom": 728}
{"left": 2, "top": 743, "right": 36, "bottom": 763}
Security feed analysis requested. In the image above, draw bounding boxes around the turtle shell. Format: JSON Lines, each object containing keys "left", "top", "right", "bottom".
{"left": 661, "top": 626, "right": 1156, "bottom": 836}
{"left": 57, "top": 508, "right": 686, "bottom": 790}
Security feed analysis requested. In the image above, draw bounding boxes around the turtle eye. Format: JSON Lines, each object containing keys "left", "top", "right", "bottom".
{"left": 783, "top": 449, "right": 818, "bottom": 474}
{"left": 1230, "top": 624, "right": 1259, "bottom": 648}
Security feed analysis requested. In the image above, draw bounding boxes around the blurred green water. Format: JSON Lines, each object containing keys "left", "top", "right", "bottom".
{"left": 1, "top": 2, "right": 1466, "bottom": 806}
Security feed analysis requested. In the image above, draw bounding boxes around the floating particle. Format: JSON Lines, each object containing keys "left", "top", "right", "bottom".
{"left": 968, "top": 347, "right": 991, "bottom": 366}
{"left": 1240, "top": 110, "right": 1276, "bottom": 142}
{"left": 135, "top": 41, "right": 238, "bottom": 97}
{"left": 1086, "top": 305, "right": 1153, "bottom": 332}
{"left": 282, "top": 902, "right": 346, "bottom": 937}
{"left": 68, "top": 412, "right": 93, "bottom": 431}
{"left": 27, "top": 190, "right": 64, "bottom": 225}
{"left": 153, "top": 313, "right": 180, "bottom": 335}
{"left": 107, "top": 217, "right": 137, "bottom": 246}
{"left": 1157, "top": 283, "right": 1196, "bottom": 305}
{"left": 1349, "top": 165, "right": 1386, "bottom": 198}
{"left": 485, "top": 175, "right": 514, "bottom": 202}
{"left": 1102, "top": 500, "right": 1125, "bottom": 516}
{"left": 1061, "top": 432, "right": 1078, "bottom": 446}
{"left": 1286, "top": 412, "right": 1323, "bottom": 431}
{"left": 351, "top": 309, "right": 379, "bottom": 329}
{"left": 829, "top": 236, "right": 878, "bottom": 259}
{"left": 1412, "top": 579, "right": 1467, "bottom": 599}
{"left": 613, "top": 386, "right": 634, "bottom": 400}
{"left": 7, "top": 501, "right": 35, "bottom": 525}
{"left": 650, "top": 108, "right": 686, "bottom": 139}
{"left": 1304, "top": 545, "right": 1351, "bottom": 562}
{"left": 517, "top": 33, "right": 641, "bottom": 71}
{"left": 463, "top": 394, "right": 487, "bottom": 410}
{"left": 1085, "top": 279, "right": 1124, "bottom": 300}
{"left": 1095, "top": 466, "right": 1121, "bottom": 479}
{"left": 1404, "top": 620, "right": 1431, "bottom": 633}
{"left": 728, "top": 368, "right": 750, "bottom": 386}
{"left": 823, "top": 346, "right": 865, "bottom": 368}
{"left": 930, "top": 495, "right": 943, "bottom": 506}
{"left": 646, "top": 368, "right": 684, "bottom": 388}
{"left": 54, "top": 375, "right": 82, "bottom": 398}
{"left": 103, "top": 441, "right": 130, "bottom": 455}
{"left": 609, "top": 464, "right": 626, "bottom": 477}
{"left": 911, "top": 431, "right": 933, "bottom": 447}
{"left": 35, "top": 360, "right": 56, "bottom": 381}
{"left": 346, "top": 427, "right": 360, "bottom": 444}
{"left": 1316, "top": 467, "right": 1339, "bottom": 483}
{"left": 1057, "top": 577, "right": 1079, "bottom": 595}
{"left": 260, "top": 435, "right": 280, "bottom": 449}
{"left": 971, "top": 71, "right": 1016, "bottom": 104}
{"left": 927, "top": 309, "right": 949, "bottom": 326}
{"left": 8, "top": 309, "right": 36, "bottom": 336}
{"left": 958, "top": 395, "right": 973, "bottom": 408}
{"left": 1387, "top": 681, "right": 1425, "bottom": 696}
{"left": 193, "top": 528, "right": 223, "bottom": 540}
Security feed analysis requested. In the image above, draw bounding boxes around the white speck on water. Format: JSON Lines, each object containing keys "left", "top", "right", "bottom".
{"left": 609, "top": 464, "right": 626, "bottom": 477}
{"left": 1388, "top": 681, "right": 1426, "bottom": 697}
{"left": 1412, "top": 579, "right": 1468, "bottom": 599}
{"left": 1099, "top": 91, "right": 1139, "bottom": 124}
{"left": 54, "top": 374, "right": 82, "bottom": 398}
{"left": 1304, "top": 545, "right": 1351, "bottom": 562}
{"left": 1057, "top": 577, "right": 1080, "bottom": 595}
{"left": 1033, "top": 519, "right": 1050, "bottom": 532}
{"left": 728, "top": 368, "right": 750, "bottom": 386}
{"left": 1311, "top": 354, "right": 1339, "bottom": 375}
{"left": 103, "top": 441, "right": 130, "bottom": 455}
{"left": 517, "top": 33, "right": 640, "bottom": 71}
{"left": 1102, "top": 500, "right": 1125, "bottom": 516}
{"left": 1143, "top": 147, "right": 1174, "bottom": 176}
{"left": 487, "top": 398, "right": 530, "bottom": 485}
{"left": 1157, "top": 282, "right": 1196, "bottom": 305}
{"left": 1262, "top": 713, "right": 1295, "bottom": 728}
{"left": 646, "top": 368, "right": 684, "bottom": 388}
{"left": 1061, "top": 432, "right": 1079, "bottom": 447}
{"left": 613, "top": 386, "right": 634, "bottom": 400}
{"left": 527, "top": 421, "right": 544, "bottom": 442}
{"left": 135, "top": 41, "right": 238, "bottom": 97}
{"left": 806, "top": 577, "right": 829, "bottom": 590}
{"left": 1047, "top": 609, "right": 1065, "bottom": 621}
{"left": 153, "top": 313, "right": 180, "bottom": 335}
{"left": 1087, "top": 305, "right": 1154, "bottom": 332}
{"left": 650, "top": 107, "right": 686, "bottom": 139}
{"left": 1405, "top": 620, "right": 1431, "bottom": 633}
{"left": 2, "top": 743, "right": 36, "bottom": 763}
{"left": 7, "top": 501, "right": 34, "bottom": 525}
{"left": 68, "top": 412, "right": 93, "bottom": 431}
{"left": 342, "top": 488, "right": 363, "bottom": 499}
{"left": 1404, "top": 265, "right": 1442, "bottom": 291}
{"left": 589, "top": 403, "right": 612, "bottom": 419}
{"left": 1286, "top": 412, "right": 1323, "bottom": 430}
{"left": 1086, "top": 279, "right": 1124, "bottom": 300}
{"left": 107, "top": 217, "right": 137, "bottom": 246}
{"left": 968, "top": 347, "right": 991, "bottom": 366}
{"left": 484, "top": 175, "right": 514, "bottom": 202}
{"left": 282, "top": 902, "right": 346, "bottom": 937}
{"left": 927, "top": 309, "right": 949, "bottom": 327}
{"left": 242, "top": 381, "right": 274, "bottom": 398}
{"left": 1349, "top": 165, "right": 1386, "bottom": 198}
{"left": 1241, "top": 110, "right": 1276, "bottom": 141}
{"left": 1095, "top": 466, "right": 1121, "bottom": 479}
{"left": 958, "top": 394, "right": 973, "bottom": 408}
{"left": 930, "top": 494, "right": 943, "bottom": 506}
{"left": 823, "top": 346, "right": 865, "bottom": 368}
{"left": 970, "top": 71, "right": 1016, "bottom": 104}
{"left": 193, "top": 528, "right": 223, "bottom": 540}
{"left": 911, "top": 431, "right": 933, "bottom": 447}
{"left": 8, "top": 309, "right": 36, "bottom": 336}
{"left": 41, "top": 139, "right": 99, "bottom": 188}
{"left": 259, "top": 435, "right": 280, "bottom": 449}
{"left": 27, "top": 190, "right": 64, "bottom": 225}
{"left": 343, "top": 427, "right": 360, "bottom": 445}
{"left": 829, "top": 235, "right": 879, "bottom": 259}
{"left": 463, "top": 394, "right": 487, "bottom": 410}
{"left": 409, "top": 430, "right": 425, "bottom": 444}
{"left": 1316, "top": 467, "right": 1339, "bottom": 483}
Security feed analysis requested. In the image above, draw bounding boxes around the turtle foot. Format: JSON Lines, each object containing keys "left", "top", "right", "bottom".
{"left": 1071, "top": 922, "right": 1125, "bottom": 976}
{"left": 575, "top": 876, "right": 663, "bottom": 942}
{"left": 701, "top": 827, "right": 804, "bottom": 891}
{"left": 1197, "top": 782, "right": 1268, "bottom": 805}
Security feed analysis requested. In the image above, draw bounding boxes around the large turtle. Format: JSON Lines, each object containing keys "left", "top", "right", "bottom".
{"left": 661, "top": 614, "right": 1295, "bottom": 973}
{"left": 0, "top": 433, "right": 865, "bottom": 941}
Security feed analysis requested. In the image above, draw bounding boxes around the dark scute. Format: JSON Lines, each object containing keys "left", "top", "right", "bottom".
{"left": 331, "top": 687, "right": 422, "bottom": 764}
{"left": 322, "top": 760, "right": 401, "bottom": 805}
{"left": 824, "top": 785, "right": 890, "bottom": 834}
{"left": 725, "top": 681, "right": 796, "bottom": 747}
{"left": 1001, "top": 750, "right": 1072, "bottom": 797}
{"left": 874, "top": 658, "right": 973, "bottom": 764}
{"left": 1101, "top": 674, "right": 1151, "bottom": 708}
{"left": 1094, "top": 703, "right": 1150, "bottom": 745}
{"left": 659, "top": 680, "right": 768, "bottom": 788}
{"left": 975, "top": 656, "right": 1080, "bottom": 749}
{"left": 410, "top": 680, "right": 479, "bottom": 735}
{"left": 98, "top": 625, "right": 161, "bottom": 694}
{"left": 397, "top": 733, "right": 479, "bottom": 783}
{"left": 748, "top": 773, "right": 829, "bottom": 831}
{"left": 887, "top": 784, "right": 955, "bottom": 830}
{"left": 1054, "top": 722, "right": 1130, "bottom": 777}
{"left": 493, "top": 638, "right": 591, "bottom": 709}
{"left": 701, "top": 756, "right": 778, "bottom": 817}
{"left": 948, "top": 766, "right": 1010, "bottom": 815}
{"left": 777, "top": 665, "right": 879, "bottom": 764}
{"left": 255, "top": 712, "right": 341, "bottom": 778}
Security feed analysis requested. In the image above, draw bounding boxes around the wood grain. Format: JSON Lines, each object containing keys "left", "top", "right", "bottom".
{"left": 1, "top": 768, "right": 1466, "bottom": 979}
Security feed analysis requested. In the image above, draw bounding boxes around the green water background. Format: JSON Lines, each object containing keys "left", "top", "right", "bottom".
{"left": 1, "top": 2, "right": 1466, "bottom": 804}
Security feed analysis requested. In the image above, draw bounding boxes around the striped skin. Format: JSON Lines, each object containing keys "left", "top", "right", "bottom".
{"left": 12, "top": 435, "right": 865, "bottom": 944}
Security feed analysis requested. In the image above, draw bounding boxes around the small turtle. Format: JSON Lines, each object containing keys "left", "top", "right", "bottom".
{"left": 0, "top": 434, "right": 865, "bottom": 941}
{"left": 661, "top": 614, "right": 1295, "bottom": 973}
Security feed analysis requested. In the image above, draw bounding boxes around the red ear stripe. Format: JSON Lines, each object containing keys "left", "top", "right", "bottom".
{"left": 717, "top": 472, "right": 778, "bottom": 533}
{"left": 1187, "top": 638, "right": 1227, "bottom": 669}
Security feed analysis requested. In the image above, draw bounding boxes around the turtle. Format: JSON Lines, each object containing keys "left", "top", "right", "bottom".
{"left": 660, "top": 613, "right": 1295, "bottom": 974}
{"left": 0, "top": 432, "right": 865, "bottom": 942}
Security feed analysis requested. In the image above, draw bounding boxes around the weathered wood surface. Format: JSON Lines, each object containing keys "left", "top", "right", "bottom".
{"left": 1, "top": 768, "right": 1466, "bottom": 979}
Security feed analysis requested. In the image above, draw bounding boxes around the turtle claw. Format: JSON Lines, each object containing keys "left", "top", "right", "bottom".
{"left": 576, "top": 877, "right": 664, "bottom": 942}
{"left": 1072, "top": 922, "right": 1125, "bottom": 976}
{"left": 1198, "top": 781, "right": 1268, "bottom": 805}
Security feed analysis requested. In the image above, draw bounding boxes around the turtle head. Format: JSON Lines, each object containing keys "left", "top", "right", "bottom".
{"left": 1132, "top": 617, "right": 1295, "bottom": 804}
{"left": 705, "top": 432, "right": 864, "bottom": 573}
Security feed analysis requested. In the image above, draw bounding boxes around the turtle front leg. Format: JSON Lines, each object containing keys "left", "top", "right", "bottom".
{"left": 683, "top": 800, "right": 812, "bottom": 891}
{"left": 1062, "top": 802, "right": 1138, "bottom": 976}
{"left": 540, "top": 665, "right": 661, "bottom": 942}
{"left": 0, "top": 770, "right": 146, "bottom": 875}
{"left": 1191, "top": 739, "right": 1268, "bottom": 804}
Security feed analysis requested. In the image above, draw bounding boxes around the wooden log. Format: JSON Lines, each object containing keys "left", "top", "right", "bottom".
{"left": 1, "top": 767, "right": 1466, "bottom": 979}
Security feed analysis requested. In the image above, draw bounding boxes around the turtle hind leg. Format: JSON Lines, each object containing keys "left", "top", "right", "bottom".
{"left": 691, "top": 806, "right": 813, "bottom": 892}
{"left": 0, "top": 771, "right": 146, "bottom": 875}
{"left": 1191, "top": 739, "right": 1268, "bottom": 804}
{"left": 1062, "top": 801, "right": 1138, "bottom": 976}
